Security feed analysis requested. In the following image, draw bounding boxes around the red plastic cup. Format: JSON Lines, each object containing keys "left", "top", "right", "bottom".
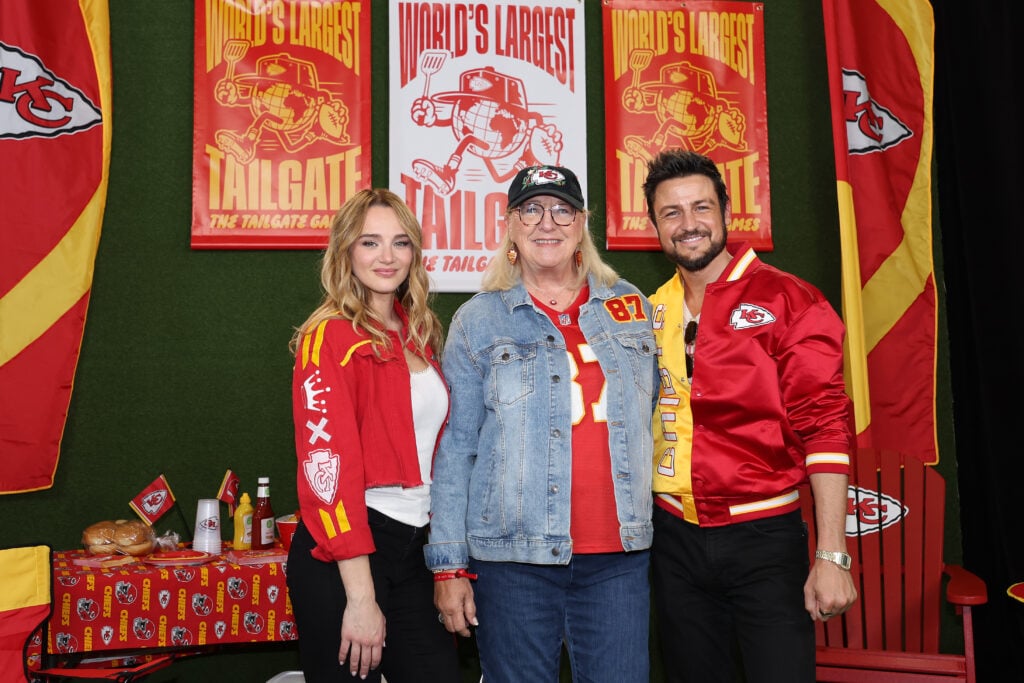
{"left": 275, "top": 514, "right": 298, "bottom": 551}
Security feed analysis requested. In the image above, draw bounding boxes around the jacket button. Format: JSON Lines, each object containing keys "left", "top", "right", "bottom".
{"left": 551, "top": 548, "right": 560, "bottom": 556}
{"left": 551, "top": 485, "right": 559, "bottom": 494}
{"left": 553, "top": 375, "right": 561, "bottom": 383}
{"left": 501, "top": 352, "right": 509, "bottom": 361}
{"left": 552, "top": 429, "right": 561, "bottom": 438}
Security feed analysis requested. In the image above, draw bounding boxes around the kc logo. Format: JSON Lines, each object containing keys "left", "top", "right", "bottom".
{"left": 845, "top": 485, "right": 908, "bottom": 536}
{"left": 840, "top": 69, "right": 913, "bottom": 155}
{"left": 0, "top": 42, "right": 102, "bottom": 138}
{"left": 729, "top": 303, "right": 776, "bottom": 330}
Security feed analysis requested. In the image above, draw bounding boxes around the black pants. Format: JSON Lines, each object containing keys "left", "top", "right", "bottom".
{"left": 651, "top": 507, "right": 815, "bottom": 683}
{"left": 287, "top": 510, "right": 461, "bottom": 683}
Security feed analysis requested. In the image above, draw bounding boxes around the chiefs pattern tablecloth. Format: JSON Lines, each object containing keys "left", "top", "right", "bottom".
{"left": 36, "top": 548, "right": 297, "bottom": 658}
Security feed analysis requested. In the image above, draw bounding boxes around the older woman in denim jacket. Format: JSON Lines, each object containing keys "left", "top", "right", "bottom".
{"left": 426, "top": 165, "right": 658, "bottom": 683}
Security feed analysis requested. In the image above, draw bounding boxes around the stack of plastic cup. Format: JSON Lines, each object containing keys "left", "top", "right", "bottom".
{"left": 192, "top": 498, "right": 222, "bottom": 554}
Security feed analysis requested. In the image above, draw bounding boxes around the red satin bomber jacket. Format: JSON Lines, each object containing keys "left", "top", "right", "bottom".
{"left": 650, "top": 244, "right": 854, "bottom": 527}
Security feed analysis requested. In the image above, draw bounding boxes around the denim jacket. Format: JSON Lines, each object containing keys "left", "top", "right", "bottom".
{"left": 425, "top": 275, "right": 657, "bottom": 568}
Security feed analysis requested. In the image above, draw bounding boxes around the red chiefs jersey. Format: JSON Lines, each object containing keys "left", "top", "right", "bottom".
{"left": 535, "top": 290, "right": 622, "bottom": 552}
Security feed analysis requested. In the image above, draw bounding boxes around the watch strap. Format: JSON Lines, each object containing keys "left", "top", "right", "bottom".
{"left": 815, "top": 549, "right": 852, "bottom": 570}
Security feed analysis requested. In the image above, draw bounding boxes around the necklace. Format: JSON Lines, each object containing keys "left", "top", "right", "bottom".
{"left": 530, "top": 282, "right": 578, "bottom": 307}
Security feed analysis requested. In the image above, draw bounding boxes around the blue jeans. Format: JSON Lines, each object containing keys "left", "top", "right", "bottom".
{"left": 651, "top": 507, "right": 814, "bottom": 683}
{"left": 470, "top": 551, "right": 650, "bottom": 683}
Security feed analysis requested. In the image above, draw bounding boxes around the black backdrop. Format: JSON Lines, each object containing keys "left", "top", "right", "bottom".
{"left": 933, "top": 0, "right": 1024, "bottom": 678}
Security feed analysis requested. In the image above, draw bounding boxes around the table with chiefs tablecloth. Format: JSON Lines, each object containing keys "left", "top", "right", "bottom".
{"left": 26, "top": 545, "right": 298, "bottom": 670}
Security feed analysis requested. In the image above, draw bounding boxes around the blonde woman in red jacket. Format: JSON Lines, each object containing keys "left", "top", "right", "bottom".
{"left": 287, "top": 189, "right": 459, "bottom": 683}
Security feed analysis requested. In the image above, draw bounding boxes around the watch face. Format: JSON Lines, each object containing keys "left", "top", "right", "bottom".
{"left": 817, "top": 550, "right": 851, "bottom": 570}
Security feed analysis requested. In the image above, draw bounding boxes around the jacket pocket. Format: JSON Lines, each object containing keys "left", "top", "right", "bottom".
{"left": 489, "top": 342, "right": 536, "bottom": 405}
{"left": 613, "top": 330, "right": 657, "bottom": 396}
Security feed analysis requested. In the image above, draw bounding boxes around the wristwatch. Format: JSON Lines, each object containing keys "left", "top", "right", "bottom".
{"left": 815, "top": 550, "right": 852, "bottom": 570}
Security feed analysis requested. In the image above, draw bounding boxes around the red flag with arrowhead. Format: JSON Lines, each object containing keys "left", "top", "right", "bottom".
{"left": 0, "top": 0, "right": 112, "bottom": 494}
{"left": 129, "top": 475, "right": 176, "bottom": 526}
{"left": 217, "top": 469, "right": 240, "bottom": 515}
{"left": 823, "top": 0, "right": 938, "bottom": 463}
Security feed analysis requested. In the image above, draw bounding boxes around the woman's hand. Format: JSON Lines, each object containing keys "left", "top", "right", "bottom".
{"left": 435, "top": 577, "right": 478, "bottom": 638}
{"left": 337, "top": 556, "right": 385, "bottom": 678}
{"left": 339, "top": 595, "right": 386, "bottom": 677}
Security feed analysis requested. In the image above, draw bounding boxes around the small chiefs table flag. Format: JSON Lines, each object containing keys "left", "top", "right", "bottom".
{"left": 217, "top": 468, "right": 240, "bottom": 514}
{"left": 130, "top": 475, "right": 177, "bottom": 526}
{"left": 0, "top": 0, "right": 112, "bottom": 494}
{"left": 823, "top": 0, "right": 938, "bottom": 463}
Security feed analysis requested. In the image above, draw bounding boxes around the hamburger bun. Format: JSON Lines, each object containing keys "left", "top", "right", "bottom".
{"left": 82, "top": 519, "right": 156, "bottom": 556}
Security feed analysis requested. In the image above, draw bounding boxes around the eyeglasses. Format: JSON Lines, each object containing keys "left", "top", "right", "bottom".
{"left": 684, "top": 320, "right": 698, "bottom": 379}
{"left": 516, "top": 202, "right": 577, "bottom": 226}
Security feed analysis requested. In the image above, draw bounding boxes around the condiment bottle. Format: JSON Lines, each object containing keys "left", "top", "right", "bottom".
{"left": 251, "top": 477, "right": 276, "bottom": 550}
{"left": 233, "top": 492, "right": 254, "bottom": 550}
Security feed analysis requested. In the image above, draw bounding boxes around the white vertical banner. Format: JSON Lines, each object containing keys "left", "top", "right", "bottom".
{"left": 390, "top": 1, "right": 588, "bottom": 292}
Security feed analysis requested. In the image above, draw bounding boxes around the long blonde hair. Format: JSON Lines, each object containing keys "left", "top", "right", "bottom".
{"left": 481, "top": 208, "right": 619, "bottom": 291}
{"left": 289, "top": 189, "right": 443, "bottom": 358}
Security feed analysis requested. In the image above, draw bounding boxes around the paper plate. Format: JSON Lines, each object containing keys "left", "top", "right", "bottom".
{"left": 143, "top": 550, "right": 214, "bottom": 566}
{"left": 73, "top": 554, "right": 139, "bottom": 569}
{"left": 226, "top": 548, "right": 288, "bottom": 565}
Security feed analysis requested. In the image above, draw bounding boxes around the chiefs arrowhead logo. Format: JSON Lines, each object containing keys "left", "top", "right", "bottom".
{"left": 303, "top": 449, "right": 339, "bottom": 505}
{"left": 841, "top": 69, "right": 912, "bottom": 155}
{"left": 0, "top": 41, "right": 102, "bottom": 139}
{"left": 845, "top": 485, "right": 908, "bottom": 536}
{"left": 729, "top": 303, "right": 776, "bottom": 330}
{"left": 141, "top": 490, "right": 168, "bottom": 515}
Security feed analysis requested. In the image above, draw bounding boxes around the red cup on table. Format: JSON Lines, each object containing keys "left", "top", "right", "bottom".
{"left": 275, "top": 513, "right": 298, "bottom": 551}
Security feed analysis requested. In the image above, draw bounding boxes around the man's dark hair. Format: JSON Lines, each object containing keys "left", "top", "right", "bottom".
{"left": 642, "top": 149, "right": 730, "bottom": 226}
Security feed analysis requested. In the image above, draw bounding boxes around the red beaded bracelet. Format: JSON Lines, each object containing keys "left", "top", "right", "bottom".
{"left": 432, "top": 568, "right": 478, "bottom": 582}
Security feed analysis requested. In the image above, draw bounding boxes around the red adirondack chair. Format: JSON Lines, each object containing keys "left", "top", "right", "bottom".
{"left": 800, "top": 448, "right": 987, "bottom": 682}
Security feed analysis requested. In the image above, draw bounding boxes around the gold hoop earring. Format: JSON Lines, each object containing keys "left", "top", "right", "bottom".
{"left": 506, "top": 244, "right": 519, "bottom": 266}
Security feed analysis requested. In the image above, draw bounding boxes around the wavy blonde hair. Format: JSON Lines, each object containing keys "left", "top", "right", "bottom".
{"left": 481, "top": 208, "right": 619, "bottom": 291}
{"left": 289, "top": 189, "right": 443, "bottom": 358}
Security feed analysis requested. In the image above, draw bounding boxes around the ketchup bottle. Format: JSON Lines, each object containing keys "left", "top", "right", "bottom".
{"left": 251, "top": 477, "right": 276, "bottom": 550}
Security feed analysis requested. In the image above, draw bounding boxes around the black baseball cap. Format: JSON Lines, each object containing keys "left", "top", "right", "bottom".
{"left": 507, "top": 165, "right": 585, "bottom": 210}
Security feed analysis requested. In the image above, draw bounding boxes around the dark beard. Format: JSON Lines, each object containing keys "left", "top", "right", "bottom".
{"left": 667, "top": 230, "right": 728, "bottom": 273}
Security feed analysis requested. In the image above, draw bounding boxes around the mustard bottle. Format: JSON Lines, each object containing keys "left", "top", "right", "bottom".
{"left": 233, "top": 492, "right": 254, "bottom": 550}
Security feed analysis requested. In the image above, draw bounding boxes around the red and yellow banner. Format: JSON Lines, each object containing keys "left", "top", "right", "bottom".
{"left": 602, "top": 0, "right": 770, "bottom": 251}
{"left": 0, "top": 0, "right": 111, "bottom": 494}
{"left": 823, "top": 0, "right": 937, "bottom": 463}
{"left": 192, "top": 0, "right": 372, "bottom": 249}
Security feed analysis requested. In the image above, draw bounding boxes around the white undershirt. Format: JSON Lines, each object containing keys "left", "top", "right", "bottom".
{"left": 364, "top": 364, "right": 447, "bottom": 527}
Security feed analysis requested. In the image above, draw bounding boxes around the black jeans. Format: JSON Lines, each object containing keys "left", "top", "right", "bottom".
{"left": 651, "top": 507, "right": 815, "bottom": 683}
{"left": 287, "top": 510, "right": 461, "bottom": 683}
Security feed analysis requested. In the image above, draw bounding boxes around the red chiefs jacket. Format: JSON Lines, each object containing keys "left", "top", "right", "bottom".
{"left": 651, "top": 243, "right": 854, "bottom": 527}
{"left": 292, "top": 305, "right": 444, "bottom": 562}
